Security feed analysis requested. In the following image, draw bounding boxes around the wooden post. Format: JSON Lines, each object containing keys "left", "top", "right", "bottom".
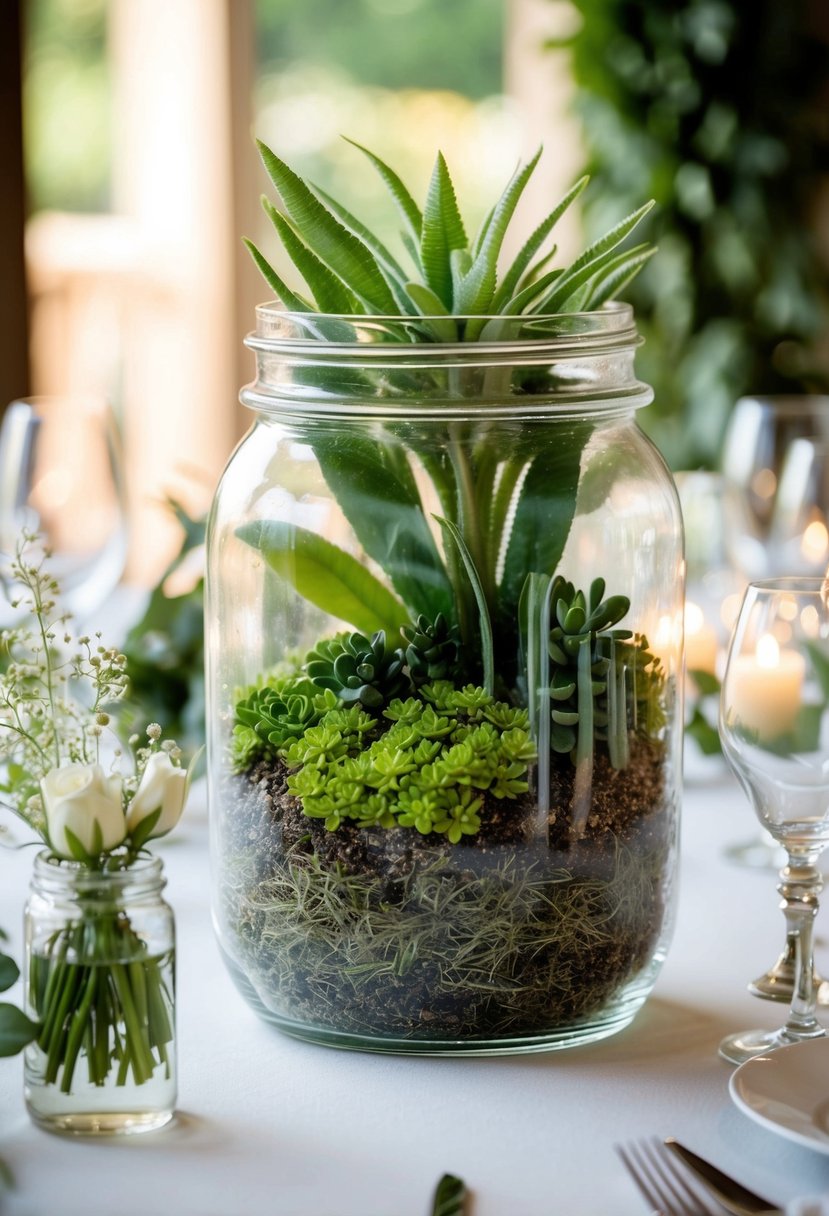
{"left": 0, "top": 0, "right": 30, "bottom": 410}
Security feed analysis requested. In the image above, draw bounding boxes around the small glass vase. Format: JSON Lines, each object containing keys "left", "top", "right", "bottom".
{"left": 23, "top": 850, "right": 176, "bottom": 1136}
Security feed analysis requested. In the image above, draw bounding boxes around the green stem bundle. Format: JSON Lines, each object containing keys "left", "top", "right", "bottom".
{"left": 30, "top": 913, "right": 174, "bottom": 1095}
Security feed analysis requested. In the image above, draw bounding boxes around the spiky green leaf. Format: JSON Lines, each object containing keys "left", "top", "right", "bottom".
{"left": 492, "top": 175, "right": 589, "bottom": 310}
{"left": 242, "top": 238, "right": 312, "bottom": 312}
{"left": 435, "top": 516, "right": 493, "bottom": 695}
{"left": 420, "top": 153, "right": 468, "bottom": 308}
{"left": 343, "top": 137, "right": 423, "bottom": 247}
{"left": 454, "top": 148, "right": 542, "bottom": 316}
{"left": 256, "top": 140, "right": 395, "bottom": 312}
{"left": 262, "top": 198, "right": 361, "bottom": 314}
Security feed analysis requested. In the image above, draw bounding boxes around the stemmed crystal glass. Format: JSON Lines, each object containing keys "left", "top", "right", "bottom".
{"left": 0, "top": 396, "right": 127, "bottom": 624}
{"left": 719, "top": 578, "right": 829, "bottom": 1064}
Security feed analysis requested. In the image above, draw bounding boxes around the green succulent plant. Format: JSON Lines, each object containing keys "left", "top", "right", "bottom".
{"left": 543, "top": 576, "right": 665, "bottom": 768}
{"left": 305, "top": 630, "right": 408, "bottom": 709}
{"left": 246, "top": 139, "right": 655, "bottom": 343}
{"left": 231, "top": 675, "right": 337, "bottom": 770}
{"left": 285, "top": 682, "right": 535, "bottom": 841}
{"left": 401, "top": 612, "right": 463, "bottom": 686}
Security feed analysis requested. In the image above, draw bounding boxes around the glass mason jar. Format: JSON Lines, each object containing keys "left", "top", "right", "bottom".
{"left": 24, "top": 851, "right": 176, "bottom": 1134}
{"left": 207, "top": 303, "right": 684, "bottom": 1054}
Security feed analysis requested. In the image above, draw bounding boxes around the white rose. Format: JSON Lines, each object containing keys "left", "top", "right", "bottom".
{"left": 41, "top": 763, "right": 126, "bottom": 860}
{"left": 127, "top": 752, "right": 188, "bottom": 842}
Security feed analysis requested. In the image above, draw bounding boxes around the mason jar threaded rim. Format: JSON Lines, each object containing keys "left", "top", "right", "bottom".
{"left": 31, "top": 849, "right": 166, "bottom": 902}
{"left": 240, "top": 300, "right": 653, "bottom": 420}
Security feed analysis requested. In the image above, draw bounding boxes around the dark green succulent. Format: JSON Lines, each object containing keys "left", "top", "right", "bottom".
{"left": 305, "top": 630, "right": 408, "bottom": 709}
{"left": 401, "top": 613, "right": 463, "bottom": 686}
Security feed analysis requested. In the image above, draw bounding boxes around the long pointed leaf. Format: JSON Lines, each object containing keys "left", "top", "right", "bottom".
{"left": 242, "top": 238, "right": 313, "bottom": 312}
{"left": 343, "top": 137, "right": 423, "bottom": 247}
{"left": 492, "top": 175, "right": 588, "bottom": 310}
{"left": 582, "top": 246, "right": 656, "bottom": 309}
{"left": 405, "top": 284, "right": 460, "bottom": 341}
{"left": 262, "top": 198, "right": 361, "bottom": 314}
{"left": 237, "top": 519, "right": 406, "bottom": 637}
{"left": 310, "top": 183, "right": 417, "bottom": 314}
{"left": 312, "top": 434, "right": 454, "bottom": 621}
{"left": 536, "top": 240, "right": 653, "bottom": 314}
{"left": 420, "top": 152, "right": 468, "bottom": 308}
{"left": 435, "top": 515, "right": 494, "bottom": 694}
{"left": 499, "top": 422, "right": 591, "bottom": 616}
{"left": 257, "top": 140, "right": 395, "bottom": 312}
{"left": 454, "top": 149, "right": 542, "bottom": 316}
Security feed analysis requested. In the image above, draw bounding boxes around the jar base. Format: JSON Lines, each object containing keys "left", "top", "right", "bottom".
{"left": 221, "top": 941, "right": 652, "bottom": 1055}
{"left": 26, "top": 1104, "right": 175, "bottom": 1137}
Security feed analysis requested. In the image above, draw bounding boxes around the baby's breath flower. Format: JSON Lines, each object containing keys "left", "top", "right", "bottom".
{"left": 96, "top": 712, "right": 110, "bottom": 726}
{"left": 146, "top": 723, "right": 162, "bottom": 742}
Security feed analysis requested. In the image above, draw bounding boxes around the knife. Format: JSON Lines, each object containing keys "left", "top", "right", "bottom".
{"left": 664, "top": 1138, "right": 781, "bottom": 1215}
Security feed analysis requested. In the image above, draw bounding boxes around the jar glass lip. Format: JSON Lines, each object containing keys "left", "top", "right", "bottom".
{"left": 248, "top": 300, "right": 640, "bottom": 354}
{"left": 31, "top": 848, "right": 165, "bottom": 893}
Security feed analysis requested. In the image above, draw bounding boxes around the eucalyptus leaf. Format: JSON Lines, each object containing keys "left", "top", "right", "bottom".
{"left": 236, "top": 520, "right": 407, "bottom": 638}
{"left": 431, "top": 1173, "right": 467, "bottom": 1216}
{"left": 0, "top": 1003, "right": 39, "bottom": 1057}
{"left": 0, "top": 952, "right": 19, "bottom": 994}
{"left": 242, "top": 238, "right": 312, "bottom": 312}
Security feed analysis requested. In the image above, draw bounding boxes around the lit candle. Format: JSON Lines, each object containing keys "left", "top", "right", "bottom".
{"left": 684, "top": 601, "right": 718, "bottom": 676}
{"left": 727, "top": 633, "right": 805, "bottom": 742}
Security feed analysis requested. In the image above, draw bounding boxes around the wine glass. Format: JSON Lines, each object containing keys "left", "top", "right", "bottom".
{"left": 720, "top": 396, "right": 829, "bottom": 1004}
{"left": 721, "top": 394, "right": 829, "bottom": 582}
{"left": 718, "top": 578, "right": 829, "bottom": 1064}
{"left": 0, "top": 396, "right": 127, "bottom": 623}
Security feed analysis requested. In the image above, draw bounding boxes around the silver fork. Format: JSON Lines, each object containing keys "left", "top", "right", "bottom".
{"left": 615, "top": 1137, "right": 783, "bottom": 1216}
{"left": 616, "top": 1136, "right": 722, "bottom": 1216}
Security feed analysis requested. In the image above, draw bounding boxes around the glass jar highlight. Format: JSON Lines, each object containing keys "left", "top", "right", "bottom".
{"left": 207, "top": 304, "right": 684, "bottom": 1054}
{"left": 24, "top": 851, "right": 176, "bottom": 1135}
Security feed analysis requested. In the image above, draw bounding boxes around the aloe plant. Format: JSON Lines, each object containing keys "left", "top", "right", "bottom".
{"left": 246, "top": 139, "right": 654, "bottom": 341}
{"left": 238, "top": 140, "right": 662, "bottom": 782}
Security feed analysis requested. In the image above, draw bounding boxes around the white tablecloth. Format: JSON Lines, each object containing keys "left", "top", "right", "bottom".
{"left": 2, "top": 759, "right": 829, "bottom": 1216}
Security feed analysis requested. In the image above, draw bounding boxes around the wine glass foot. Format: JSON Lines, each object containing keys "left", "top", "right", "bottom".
{"left": 719, "top": 1024, "right": 826, "bottom": 1066}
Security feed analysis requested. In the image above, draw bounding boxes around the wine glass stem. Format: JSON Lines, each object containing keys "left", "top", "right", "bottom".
{"left": 779, "top": 854, "right": 823, "bottom": 1038}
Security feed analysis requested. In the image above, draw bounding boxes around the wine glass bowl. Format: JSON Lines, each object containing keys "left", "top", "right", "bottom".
{"left": 0, "top": 396, "right": 127, "bottom": 622}
{"left": 719, "top": 578, "right": 829, "bottom": 1064}
{"left": 721, "top": 395, "right": 829, "bottom": 581}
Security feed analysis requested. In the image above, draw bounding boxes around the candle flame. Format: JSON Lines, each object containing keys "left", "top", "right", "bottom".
{"left": 756, "top": 633, "right": 780, "bottom": 669}
{"left": 684, "top": 601, "right": 705, "bottom": 635}
{"left": 801, "top": 520, "right": 829, "bottom": 564}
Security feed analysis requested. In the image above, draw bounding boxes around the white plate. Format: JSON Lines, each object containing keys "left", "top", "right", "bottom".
{"left": 729, "top": 1038, "right": 829, "bottom": 1155}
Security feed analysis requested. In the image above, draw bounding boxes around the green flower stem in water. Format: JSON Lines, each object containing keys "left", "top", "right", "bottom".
{"left": 32, "top": 912, "right": 174, "bottom": 1095}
